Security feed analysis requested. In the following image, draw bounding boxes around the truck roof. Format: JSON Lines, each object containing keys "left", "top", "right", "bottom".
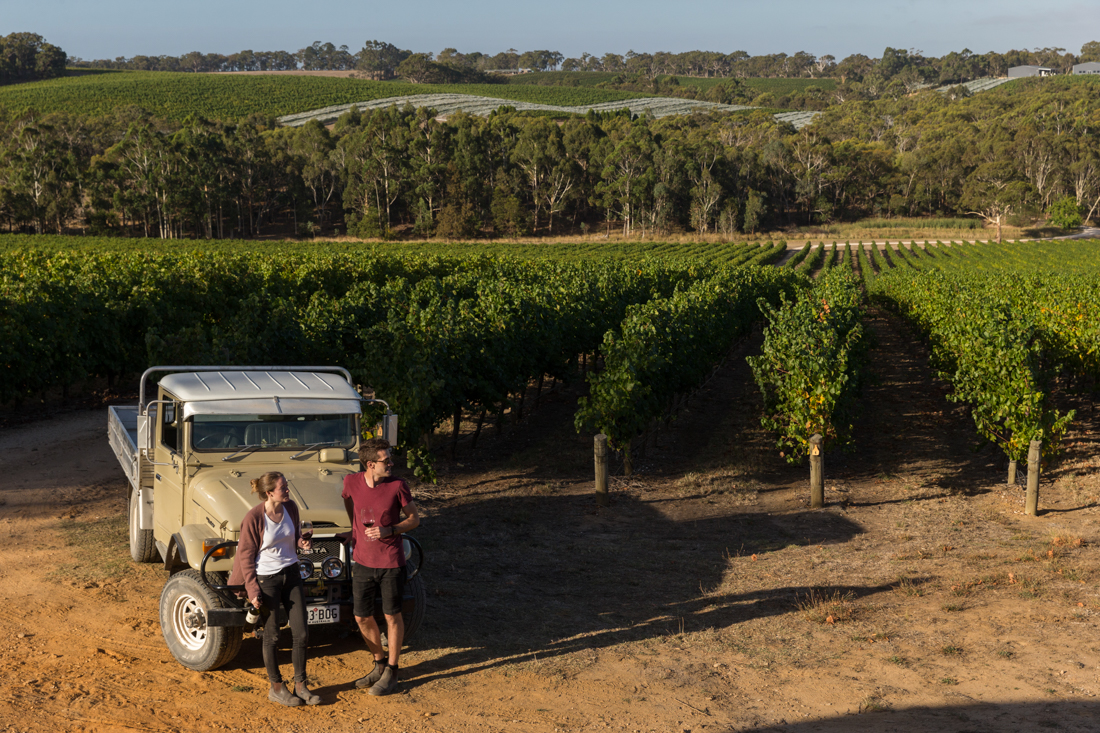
{"left": 160, "top": 370, "right": 360, "bottom": 403}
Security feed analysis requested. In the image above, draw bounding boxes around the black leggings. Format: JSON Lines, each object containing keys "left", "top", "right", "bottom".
{"left": 256, "top": 564, "right": 309, "bottom": 684}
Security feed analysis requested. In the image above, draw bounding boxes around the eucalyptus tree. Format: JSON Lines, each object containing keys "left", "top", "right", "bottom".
{"left": 405, "top": 106, "right": 451, "bottom": 235}
{"left": 597, "top": 118, "right": 657, "bottom": 235}
{"left": 287, "top": 119, "right": 341, "bottom": 229}
{"left": 338, "top": 106, "right": 412, "bottom": 235}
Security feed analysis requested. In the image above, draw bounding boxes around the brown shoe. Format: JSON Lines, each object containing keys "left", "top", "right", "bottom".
{"left": 354, "top": 660, "right": 386, "bottom": 689}
{"left": 368, "top": 665, "right": 397, "bottom": 696}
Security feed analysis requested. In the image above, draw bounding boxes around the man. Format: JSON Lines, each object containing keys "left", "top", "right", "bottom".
{"left": 342, "top": 437, "right": 420, "bottom": 696}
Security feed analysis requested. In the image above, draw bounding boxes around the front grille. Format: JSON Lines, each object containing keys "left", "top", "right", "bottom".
{"left": 297, "top": 538, "right": 348, "bottom": 582}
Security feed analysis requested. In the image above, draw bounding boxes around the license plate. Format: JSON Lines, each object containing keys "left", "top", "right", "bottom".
{"left": 307, "top": 604, "right": 340, "bottom": 625}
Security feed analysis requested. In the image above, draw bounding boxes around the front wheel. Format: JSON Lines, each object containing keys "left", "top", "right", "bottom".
{"left": 159, "top": 569, "right": 242, "bottom": 671}
{"left": 129, "top": 489, "right": 157, "bottom": 563}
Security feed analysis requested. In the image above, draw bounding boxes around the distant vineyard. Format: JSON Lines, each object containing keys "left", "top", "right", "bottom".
{"left": 0, "top": 71, "right": 648, "bottom": 122}
{"left": 508, "top": 72, "right": 838, "bottom": 94}
{"left": 0, "top": 70, "right": 823, "bottom": 127}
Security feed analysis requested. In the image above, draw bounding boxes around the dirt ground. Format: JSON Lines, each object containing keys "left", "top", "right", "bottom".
{"left": 2, "top": 309, "right": 1100, "bottom": 733}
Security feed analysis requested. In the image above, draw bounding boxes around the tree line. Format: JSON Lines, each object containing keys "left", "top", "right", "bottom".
{"left": 0, "top": 32, "right": 67, "bottom": 85}
{"left": 1, "top": 76, "right": 1098, "bottom": 239}
{"left": 69, "top": 40, "right": 563, "bottom": 78}
{"left": 69, "top": 39, "right": 1100, "bottom": 88}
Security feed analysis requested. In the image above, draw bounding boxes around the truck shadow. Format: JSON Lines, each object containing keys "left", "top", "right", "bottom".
{"left": 333, "top": 492, "right": 876, "bottom": 687}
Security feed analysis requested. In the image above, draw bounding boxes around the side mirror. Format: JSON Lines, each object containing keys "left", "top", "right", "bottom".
{"left": 138, "top": 413, "right": 154, "bottom": 454}
{"left": 382, "top": 413, "right": 398, "bottom": 447}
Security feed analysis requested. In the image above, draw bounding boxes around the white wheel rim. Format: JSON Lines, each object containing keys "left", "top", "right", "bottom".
{"left": 171, "top": 593, "right": 208, "bottom": 651}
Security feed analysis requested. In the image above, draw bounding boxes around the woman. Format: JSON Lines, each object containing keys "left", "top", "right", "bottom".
{"left": 227, "top": 471, "right": 320, "bottom": 706}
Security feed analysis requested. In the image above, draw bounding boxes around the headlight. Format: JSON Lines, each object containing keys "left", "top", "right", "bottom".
{"left": 297, "top": 559, "right": 315, "bottom": 580}
{"left": 322, "top": 557, "right": 343, "bottom": 579}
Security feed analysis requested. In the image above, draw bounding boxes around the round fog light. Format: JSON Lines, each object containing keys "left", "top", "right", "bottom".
{"left": 322, "top": 557, "right": 343, "bottom": 579}
{"left": 297, "top": 559, "right": 315, "bottom": 580}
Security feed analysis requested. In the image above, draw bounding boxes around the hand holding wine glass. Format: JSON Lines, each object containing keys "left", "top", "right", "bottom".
{"left": 299, "top": 520, "right": 313, "bottom": 551}
{"left": 360, "top": 507, "right": 378, "bottom": 541}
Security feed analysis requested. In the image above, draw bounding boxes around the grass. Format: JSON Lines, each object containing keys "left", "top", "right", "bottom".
{"left": 895, "top": 578, "right": 925, "bottom": 597}
{"left": 860, "top": 696, "right": 891, "bottom": 712}
{"left": 842, "top": 217, "right": 985, "bottom": 231}
{"left": 50, "top": 515, "right": 135, "bottom": 585}
{"left": 797, "top": 589, "right": 857, "bottom": 625}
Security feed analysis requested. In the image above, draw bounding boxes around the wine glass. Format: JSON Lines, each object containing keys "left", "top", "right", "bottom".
{"left": 300, "top": 520, "right": 313, "bottom": 542}
{"left": 359, "top": 507, "right": 376, "bottom": 541}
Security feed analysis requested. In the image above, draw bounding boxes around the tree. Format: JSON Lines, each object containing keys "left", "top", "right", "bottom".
{"left": 357, "top": 40, "right": 410, "bottom": 76}
{"left": 0, "top": 32, "right": 67, "bottom": 84}
{"left": 397, "top": 54, "right": 449, "bottom": 84}
{"left": 597, "top": 121, "right": 657, "bottom": 235}
{"left": 288, "top": 120, "right": 340, "bottom": 228}
{"left": 1081, "top": 41, "right": 1100, "bottom": 63}
{"left": 1048, "top": 195, "right": 1082, "bottom": 229}
{"left": 742, "top": 190, "right": 766, "bottom": 234}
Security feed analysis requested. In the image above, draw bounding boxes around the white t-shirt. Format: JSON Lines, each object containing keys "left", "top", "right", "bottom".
{"left": 255, "top": 510, "right": 298, "bottom": 575}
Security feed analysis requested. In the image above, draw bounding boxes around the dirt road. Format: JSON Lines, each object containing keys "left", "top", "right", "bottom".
{"left": 2, "top": 314, "right": 1100, "bottom": 732}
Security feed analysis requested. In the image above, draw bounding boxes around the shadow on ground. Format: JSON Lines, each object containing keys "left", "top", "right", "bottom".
{"left": 735, "top": 700, "right": 1100, "bottom": 732}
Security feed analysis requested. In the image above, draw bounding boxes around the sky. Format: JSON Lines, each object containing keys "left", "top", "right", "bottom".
{"left": 6, "top": 0, "right": 1098, "bottom": 62}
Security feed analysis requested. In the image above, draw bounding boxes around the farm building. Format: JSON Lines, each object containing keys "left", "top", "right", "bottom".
{"left": 1008, "top": 65, "right": 1055, "bottom": 77}
{"left": 1073, "top": 62, "right": 1100, "bottom": 75}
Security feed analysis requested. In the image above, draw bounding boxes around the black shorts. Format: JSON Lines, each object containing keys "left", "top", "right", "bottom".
{"left": 352, "top": 563, "right": 406, "bottom": 618}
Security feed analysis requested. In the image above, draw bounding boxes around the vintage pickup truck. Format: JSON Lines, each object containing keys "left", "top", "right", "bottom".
{"left": 108, "top": 366, "right": 424, "bottom": 671}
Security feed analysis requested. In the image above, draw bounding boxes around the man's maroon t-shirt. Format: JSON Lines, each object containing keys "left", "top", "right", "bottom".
{"left": 341, "top": 472, "right": 412, "bottom": 569}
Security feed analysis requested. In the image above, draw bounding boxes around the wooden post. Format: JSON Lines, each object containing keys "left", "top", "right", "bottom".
{"left": 1025, "top": 439, "right": 1041, "bottom": 516}
{"left": 623, "top": 443, "right": 633, "bottom": 477}
{"left": 450, "top": 406, "right": 461, "bottom": 459}
{"left": 470, "top": 409, "right": 486, "bottom": 450}
{"left": 809, "top": 434, "right": 824, "bottom": 509}
{"left": 1007, "top": 460, "right": 1017, "bottom": 487}
{"left": 594, "top": 434, "right": 609, "bottom": 507}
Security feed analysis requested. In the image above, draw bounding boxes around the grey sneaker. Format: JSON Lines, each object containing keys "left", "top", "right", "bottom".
{"left": 354, "top": 661, "right": 386, "bottom": 689}
{"left": 368, "top": 665, "right": 398, "bottom": 696}
{"left": 269, "top": 684, "right": 302, "bottom": 707}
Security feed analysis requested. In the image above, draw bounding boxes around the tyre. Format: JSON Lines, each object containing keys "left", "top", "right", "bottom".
{"left": 402, "top": 573, "right": 427, "bottom": 641}
{"left": 129, "top": 488, "right": 158, "bottom": 563}
{"left": 159, "top": 568, "right": 242, "bottom": 671}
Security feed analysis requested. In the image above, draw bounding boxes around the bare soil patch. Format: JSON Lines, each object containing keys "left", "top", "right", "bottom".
{"left": 2, "top": 311, "right": 1100, "bottom": 732}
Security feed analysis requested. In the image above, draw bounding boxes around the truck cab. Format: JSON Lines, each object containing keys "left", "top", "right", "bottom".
{"left": 108, "top": 366, "right": 423, "bottom": 671}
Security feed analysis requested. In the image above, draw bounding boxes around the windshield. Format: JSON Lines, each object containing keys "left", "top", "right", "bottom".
{"left": 191, "top": 414, "right": 358, "bottom": 452}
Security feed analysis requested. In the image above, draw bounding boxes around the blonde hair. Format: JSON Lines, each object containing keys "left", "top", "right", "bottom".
{"left": 250, "top": 471, "right": 285, "bottom": 499}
